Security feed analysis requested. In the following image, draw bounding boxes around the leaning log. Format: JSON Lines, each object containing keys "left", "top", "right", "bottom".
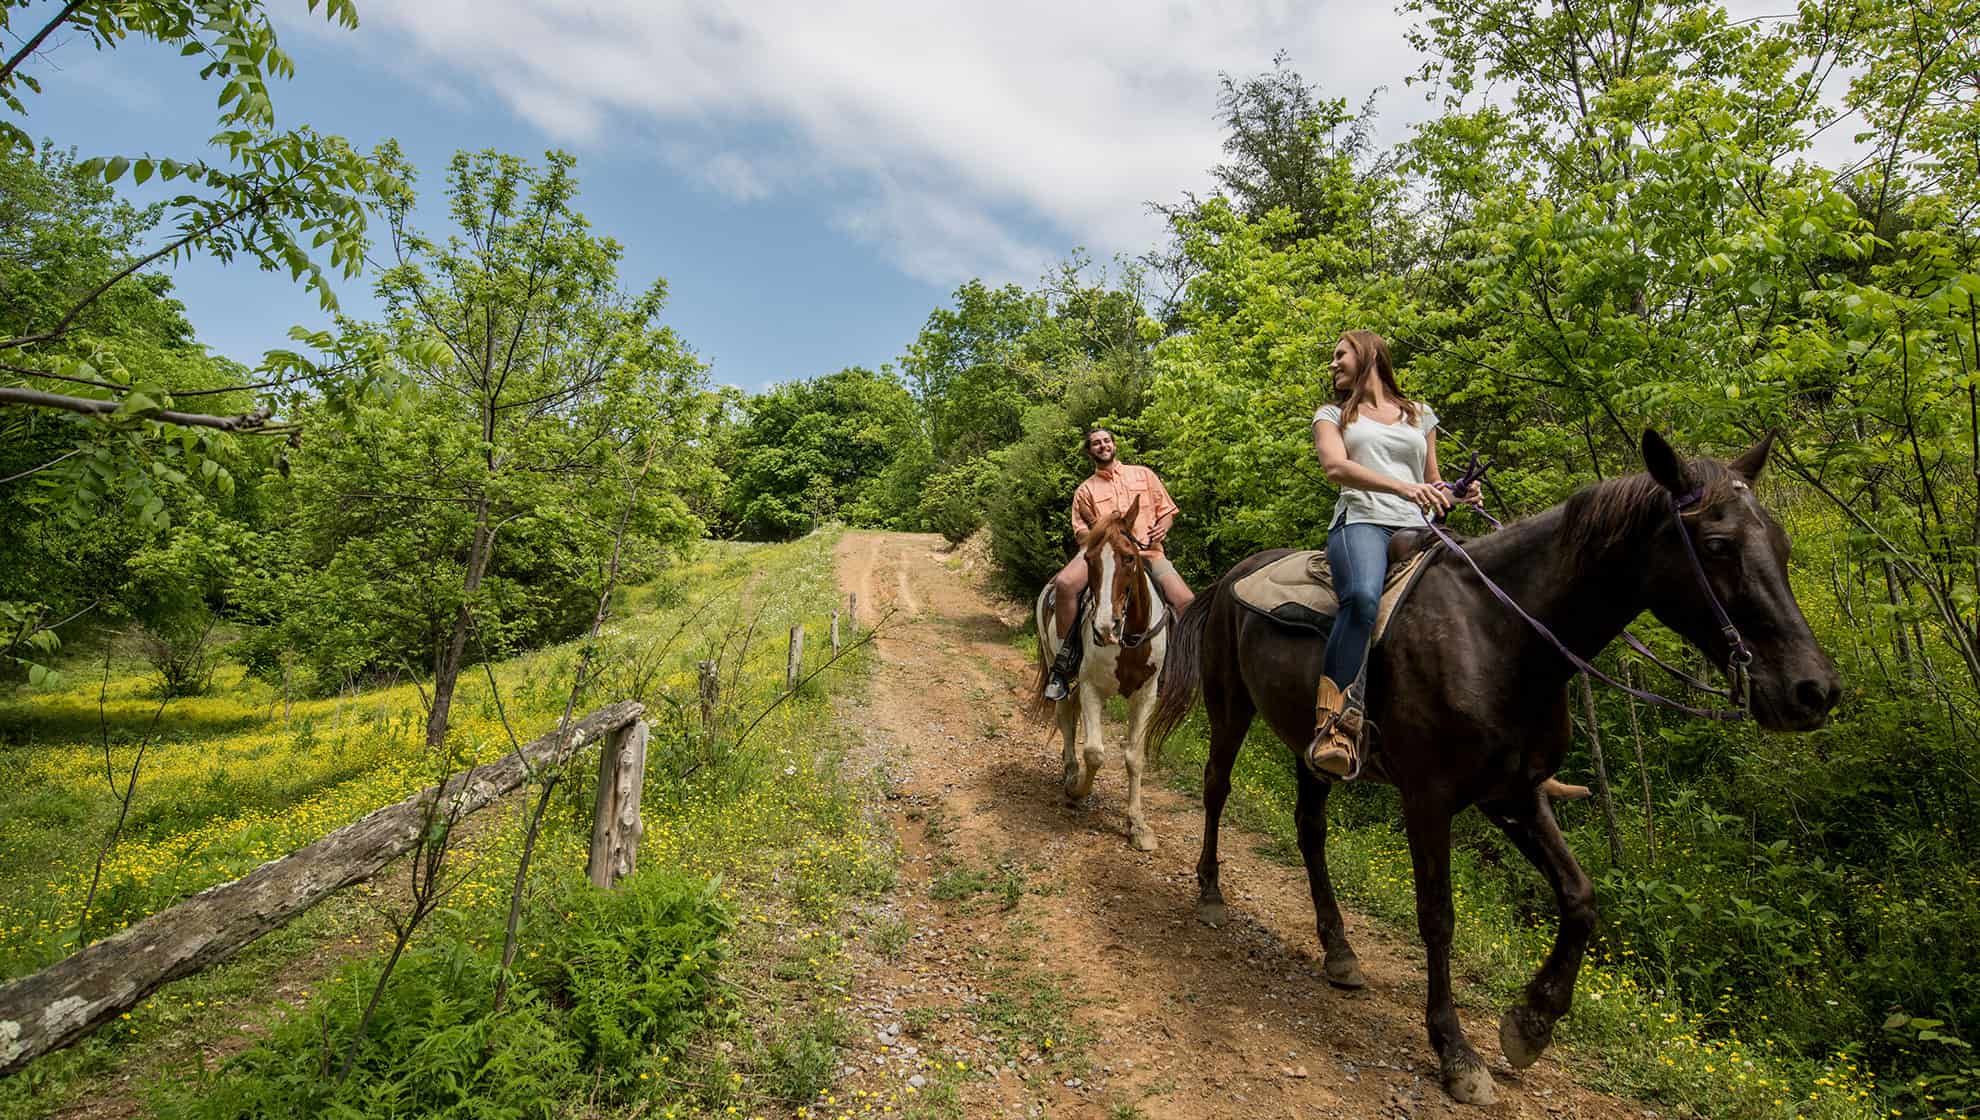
{"left": 0, "top": 700, "right": 644, "bottom": 1075}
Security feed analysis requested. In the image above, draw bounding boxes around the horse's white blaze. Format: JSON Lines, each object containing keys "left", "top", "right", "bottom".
{"left": 1092, "top": 546, "right": 1118, "bottom": 643}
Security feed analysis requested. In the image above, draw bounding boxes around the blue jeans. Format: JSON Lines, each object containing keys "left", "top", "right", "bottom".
{"left": 1322, "top": 522, "right": 1395, "bottom": 686}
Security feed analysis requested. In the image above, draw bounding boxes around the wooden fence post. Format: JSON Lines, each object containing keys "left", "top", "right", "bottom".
{"left": 1578, "top": 673, "right": 1626, "bottom": 866}
{"left": 587, "top": 720, "right": 649, "bottom": 889}
{"left": 847, "top": 592, "right": 858, "bottom": 630}
{"left": 698, "top": 659, "right": 719, "bottom": 734}
{"left": 787, "top": 625, "right": 804, "bottom": 690}
{"left": 831, "top": 610, "right": 841, "bottom": 655}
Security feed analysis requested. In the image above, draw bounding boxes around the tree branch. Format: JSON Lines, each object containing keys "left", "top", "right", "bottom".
{"left": 0, "top": 0, "right": 87, "bottom": 85}
{"left": 0, "top": 386, "right": 275, "bottom": 431}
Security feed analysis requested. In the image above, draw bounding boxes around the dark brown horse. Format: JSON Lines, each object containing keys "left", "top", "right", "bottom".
{"left": 1149, "top": 431, "right": 1840, "bottom": 1106}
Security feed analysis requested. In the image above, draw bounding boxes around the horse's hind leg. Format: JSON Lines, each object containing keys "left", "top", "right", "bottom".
{"left": 1404, "top": 795, "right": 1496, "bottom": 1106}
{"left": 1293, "top": 767, "right": 1365, "bottom": 988}
{"left": 1481, "top": 791, "right": 1595, "bottom": 1072}
{"left": 1195, "top": 688, "right": 1253, "bottom": 927}
{"left": 1122, "top": 683, "right": 1158, "bottom": 851}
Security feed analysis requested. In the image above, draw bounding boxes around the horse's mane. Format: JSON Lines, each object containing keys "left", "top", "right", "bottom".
{"left": 1556, "top": 459, "right": 1743, "bottom": 561}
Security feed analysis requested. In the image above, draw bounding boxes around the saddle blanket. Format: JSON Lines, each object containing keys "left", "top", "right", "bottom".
{"left": 1230, "top": 547, "right": 1436, "bottom": 642}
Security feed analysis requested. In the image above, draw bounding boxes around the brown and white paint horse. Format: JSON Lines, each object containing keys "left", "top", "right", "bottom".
{"left": 1033, "top": 498, "right": 1168, "bottom": 851}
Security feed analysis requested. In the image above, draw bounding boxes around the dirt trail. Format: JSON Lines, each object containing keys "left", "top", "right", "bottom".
{"left": 833, "top": 531, "right": 1645, "bottom": 1120}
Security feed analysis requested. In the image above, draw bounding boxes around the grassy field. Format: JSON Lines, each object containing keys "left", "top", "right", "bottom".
{"left": 0, "top": 532, "right": 904, "bottom": 1120}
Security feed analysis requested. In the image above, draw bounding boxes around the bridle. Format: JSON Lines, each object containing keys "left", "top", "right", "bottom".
{"left": 1420, "top": 454, "right": 1752, "bottom": 721}
{"left": 1086, "top": 530, "right": 1170, "bottom": 650}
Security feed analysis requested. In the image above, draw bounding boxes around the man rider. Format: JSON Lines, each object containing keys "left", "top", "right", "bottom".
{"left": 1041, "top": 429, "right": 1195, "bottom": 701}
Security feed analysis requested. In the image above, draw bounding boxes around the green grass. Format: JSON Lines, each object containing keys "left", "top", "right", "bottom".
{"left": 0, "top": 531, "right": 903, "bottom": 1120}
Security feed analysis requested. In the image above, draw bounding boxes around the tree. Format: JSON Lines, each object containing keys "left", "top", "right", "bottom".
{"left": 0, "top": 1, "right": 388, "bottom": 685}
{"left": 720, "top": 366, "right": 924, "bottom": 539}
{"left": 0, "top": 0, "right": 384, "bottom": 435}
{"left": 316, "top": 145, "right": 710, "bottom": 747}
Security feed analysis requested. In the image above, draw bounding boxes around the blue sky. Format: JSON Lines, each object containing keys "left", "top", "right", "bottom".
{"left": 12, "top": 1, "right": 1861, "bottom": 392}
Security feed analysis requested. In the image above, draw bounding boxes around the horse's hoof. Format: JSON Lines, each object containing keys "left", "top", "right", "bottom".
{"left": 1323, "top": 954, "right": 1367, "bottom": 990}
{"left": 1130, "top": 826, "right": 1158, "bottom": 852}
{"left": 1196, "top": 900, "right": 1227, "bottom": 928}
{"left": 1443, "top": 1055, "right": 1498, "bottom": 1106}
{"left": 1499, "top": 1006, "right": 1552, "bottom": 1070}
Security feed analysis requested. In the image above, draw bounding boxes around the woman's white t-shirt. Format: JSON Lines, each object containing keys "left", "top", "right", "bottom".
{"left": 1313, "top": 400, "right": 1439, "bottom": 529}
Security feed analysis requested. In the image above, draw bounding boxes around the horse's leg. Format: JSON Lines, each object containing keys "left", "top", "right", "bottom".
{"left": 1071, "top": 688, "right": 1105, "bottom": 801}
{"left": 1292, "top": 767, "right": 1365, "bottom": 988}
{"left": 1122, "top": 682, "right": 1158, "bottom": 851}
{"left": 1056, "top": 695, "right": 1082, "bottom": 802}
{"left": 1195, "top": 687, "right": 1252, "bottom": 927}
{"left": 1481, "top": 791, "right": 1595, "bottom": 1070}
{"left": 1404, "top": 796, "right": 1496, "bottom": 1105}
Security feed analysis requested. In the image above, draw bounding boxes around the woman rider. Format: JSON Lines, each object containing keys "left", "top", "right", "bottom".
{"left": 1307, "top": 329, "right": 1468, "bottom": 779}
{"left": 1306, "top": 331, "right": 1593, "bottom": 800}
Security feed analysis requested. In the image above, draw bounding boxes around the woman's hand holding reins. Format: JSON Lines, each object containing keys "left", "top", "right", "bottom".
{"left": 1401, "top": 480, "right": 1455, "bottom": 516}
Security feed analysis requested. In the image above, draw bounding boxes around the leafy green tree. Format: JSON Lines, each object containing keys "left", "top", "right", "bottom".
{"left": 256, "top": 146, "right": 711, "bottom": 743}
{"left": 720, "top": 366, "right": 924, "bottom": 539}
{"left": 0, "top": 0, "right": 389, "bottom": 683}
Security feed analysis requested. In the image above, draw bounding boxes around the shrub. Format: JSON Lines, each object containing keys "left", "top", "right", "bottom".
{"left": 154, "top": 941, "right": 580, "bottom": 1120}
{"left": 524, "top": 870, "right": 735, "bottom": 1092}
{"left": 917, "top": 456, "right": 999, "bottom": 545}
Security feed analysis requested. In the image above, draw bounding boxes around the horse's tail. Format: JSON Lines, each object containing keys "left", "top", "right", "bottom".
{"left": 1148, "top": 578, "right": 1213, "bottom": 753}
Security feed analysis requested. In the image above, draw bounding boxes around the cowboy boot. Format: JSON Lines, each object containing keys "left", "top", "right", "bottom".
{"left": 1042, "top": 602, "right": 1084, "bottom": 701}
{"left": 1307, "top": 676, "right": 1363, "bottom": 779}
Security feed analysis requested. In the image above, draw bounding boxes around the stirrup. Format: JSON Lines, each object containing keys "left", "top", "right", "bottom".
{"left": 1043, "top": 672, "right": 1072, "bottom": 702}
{"left": 1305, "top": 709, "right": 1364, "bottom": 782}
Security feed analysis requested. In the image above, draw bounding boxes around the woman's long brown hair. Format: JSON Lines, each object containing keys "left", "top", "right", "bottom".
{"left": 1333, "top": 329, "right": 1420, "bottom": 427}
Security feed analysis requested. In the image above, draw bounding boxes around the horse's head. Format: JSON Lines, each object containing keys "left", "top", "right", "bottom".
{"left": 1081, "top": 495, "right": 1146, "bottom": 647}
{"left": 1639, "top": 429, "right": 1842, "bottom": 731}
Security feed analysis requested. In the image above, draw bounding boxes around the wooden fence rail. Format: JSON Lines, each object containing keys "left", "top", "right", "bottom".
{"left": 0, "top": 700, "right": 645, "bottom": 1076}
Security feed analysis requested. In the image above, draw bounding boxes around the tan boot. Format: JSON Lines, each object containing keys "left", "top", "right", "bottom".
{"left": 1307, "top": 676, "right": 1363, "bottom": 779}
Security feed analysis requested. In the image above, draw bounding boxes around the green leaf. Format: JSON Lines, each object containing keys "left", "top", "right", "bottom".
{"left": 27, "top": 664, "right": 47, "bottom": 687}
{"left": 104, "top": 156, "right": 130, "bottom": 183}
{"left": 115, "top": 392, "right": 163, "bottom": 417}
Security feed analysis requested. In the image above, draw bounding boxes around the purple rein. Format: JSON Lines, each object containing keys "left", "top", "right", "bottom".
{"left": 1426, "top": 454, "right": 1751, "bottom": 721}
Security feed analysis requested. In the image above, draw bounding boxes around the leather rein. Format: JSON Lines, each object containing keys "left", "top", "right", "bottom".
{"left": 1420, "top": 453, "right": 1753, "bottom": 721}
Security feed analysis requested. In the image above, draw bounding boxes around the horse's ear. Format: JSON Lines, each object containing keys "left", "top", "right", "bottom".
{"left": 1729, "top": 430, "right": 1775, "bottom": 482}
{"left": 1641, "top": 429, "right": 1693, "bottom": 495}
{"left": 1124, "top": 494, "right": 1142, "bottom": 521}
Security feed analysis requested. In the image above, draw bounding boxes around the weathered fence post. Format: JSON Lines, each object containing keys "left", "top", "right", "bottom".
{"left": 847, "top": 592, "right": 858, "bottom": 630}
{"left": 831, "top": 610, "right": 841, "bottom": 655}
{"left": 587, "top": 720, "right": 649, "bottom": 889}
{"left": 698, "top": 659, "right": 719, "bottom": 734}
{"left": 1578, "top": 673, "right": 1626, "bottom": 866}
{"left": 786, "top": 625, "right": 804, "bottom": 690}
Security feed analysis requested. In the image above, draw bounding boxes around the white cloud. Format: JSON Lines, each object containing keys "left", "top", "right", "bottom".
{"left": 317, "top": 1, "right": 1865, "bottom": 290}
{"left": 326, "top": 0, "right": 1429, "bottom": 287}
